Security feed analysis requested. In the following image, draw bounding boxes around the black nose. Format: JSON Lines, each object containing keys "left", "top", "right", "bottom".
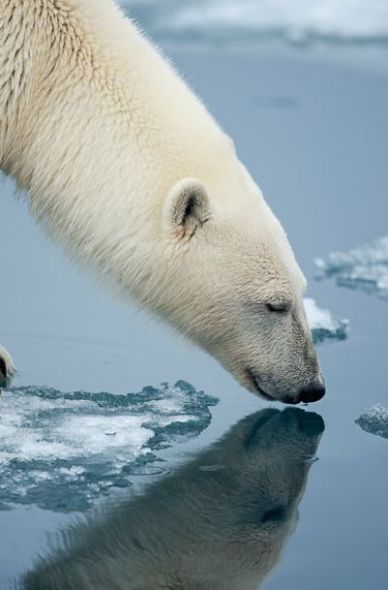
{"left": 289, "top": 408, "right": 325, "bottom": 435}
{"left": 299, "top": 379, "right": 326, "bottom": 404}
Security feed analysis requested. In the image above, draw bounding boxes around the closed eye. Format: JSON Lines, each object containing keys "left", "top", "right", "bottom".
{"left": 266, "top": 302, "right": 290, "bottom": 314}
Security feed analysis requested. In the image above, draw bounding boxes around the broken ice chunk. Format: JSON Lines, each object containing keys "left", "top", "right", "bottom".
{"left": 304, "top": 298, "right": 349, "bottom": 344}
{"left": 315, "top": 236, "right": 388, "bottom": 298}
{"left": 356, "top": 404, "right": 388, "bottom": 439}
{"left": 0, "top": 381, "right": 218, "bottom": 512}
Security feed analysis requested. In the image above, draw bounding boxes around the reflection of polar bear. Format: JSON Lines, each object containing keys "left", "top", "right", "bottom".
{"left": 0, "top": 0, "right": 325, "bottom": 403}
{"left": 23, "top": 408, "right": 324, "bottom": 590}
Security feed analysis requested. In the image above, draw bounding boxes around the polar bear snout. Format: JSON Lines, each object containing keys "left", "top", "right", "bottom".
{"left": 298, "top": 377, "right": 326, "bottom": 404}
{"left": 244, "top": 352, "right": 325, "bottom": 405}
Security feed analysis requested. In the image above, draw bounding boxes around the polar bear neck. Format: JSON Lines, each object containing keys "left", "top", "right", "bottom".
{"left": 0, "top": 0, "right": 241, "bottom": 298}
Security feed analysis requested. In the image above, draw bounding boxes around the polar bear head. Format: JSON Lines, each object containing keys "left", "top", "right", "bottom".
{"left": 159, "top": 164, "right": 325, "bottom": 405}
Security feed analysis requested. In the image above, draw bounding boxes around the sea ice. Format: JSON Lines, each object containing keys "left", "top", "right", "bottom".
{"left": 356, "top": 404, "right": 388, "bottom": 439}
{"left": 0, "top": 382, "right": 218, "bottom": 512}
{"left": 305, "top": 298, "right": 349, "bottom": 344}
{"left": 316, "top": 236, "right": 388, "bottom": 299}
{"left": 122, "top": 0, "right": 388, "bottom": 47}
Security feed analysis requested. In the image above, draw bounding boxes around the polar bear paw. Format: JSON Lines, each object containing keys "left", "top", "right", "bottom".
{"left": 0, "top": 345, "right": 16, "bottom": 389}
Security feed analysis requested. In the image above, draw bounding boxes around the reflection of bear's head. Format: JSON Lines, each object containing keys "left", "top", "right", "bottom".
{"left": 23, "top": 408, "right": 324, "bottom": 590}
{"left": 160, "top": 165, "right": 325, "bottom": 405}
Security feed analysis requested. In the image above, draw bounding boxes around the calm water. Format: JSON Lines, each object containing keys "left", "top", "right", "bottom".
{"left": 1, "top": 44, "right": 388, "bottom": 588}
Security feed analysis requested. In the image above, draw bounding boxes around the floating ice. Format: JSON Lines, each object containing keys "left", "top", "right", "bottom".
{"left": 122, "top": 0, "right": 388, "bottom": 47}
{"left": 0, "top": 382, "right": 218, "bottom": 512}
{"left": 305, "top": 298, "right": 349, "bottom": 344}
{"left": 316, "top": 236, "right": 388, "bottom": 299}
{"left": 356, "top": 404, "right": 388, "bottom": 439}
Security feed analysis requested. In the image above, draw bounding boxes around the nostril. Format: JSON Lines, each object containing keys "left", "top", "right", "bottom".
{"left": 299, "top": 380, "right": 326, "bottom": 404}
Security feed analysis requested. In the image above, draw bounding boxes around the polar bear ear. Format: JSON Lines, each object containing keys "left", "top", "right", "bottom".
{"left": 164, "top": 178, "right": 210, "bottom": 239}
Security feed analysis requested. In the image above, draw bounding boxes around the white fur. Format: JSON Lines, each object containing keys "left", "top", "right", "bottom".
{"left": 0, "top": 0, "right": 323, "bottom": 401}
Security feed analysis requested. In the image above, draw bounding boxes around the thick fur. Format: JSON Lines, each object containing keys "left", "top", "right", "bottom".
{"left": 0, "top": 0, "right": 323, "bottom": 401}
{"left": 22, "top": 408, "right": 324, "bottom": 589}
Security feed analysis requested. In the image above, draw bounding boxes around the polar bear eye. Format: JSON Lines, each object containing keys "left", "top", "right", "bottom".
{"left": 266, "top": 302, "right": 290, "bottom": 314}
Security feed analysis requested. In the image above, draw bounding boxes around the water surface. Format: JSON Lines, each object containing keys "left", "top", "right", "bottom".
{"left": 1, "top": 28, "right": 388, "bottom": 590}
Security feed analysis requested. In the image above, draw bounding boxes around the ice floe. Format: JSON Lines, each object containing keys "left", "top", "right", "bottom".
{"left": 305, "top": 298, "right": 349, "bottom": 344}
{"left": 316, "top": 237, "right": 388, "bottom": 299}
{"left": 0, "top": 382, "right": 218, "bottom": 512}
{"left": 356, "top": 404, "right": 388, "bottom": 439}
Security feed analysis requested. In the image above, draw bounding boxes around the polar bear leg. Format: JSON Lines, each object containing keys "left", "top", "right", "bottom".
{"left": 0, "top": 344, "right": 15, "bottom": 388}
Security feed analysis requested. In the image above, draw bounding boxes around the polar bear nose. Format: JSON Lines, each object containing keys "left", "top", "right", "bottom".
{"left": 298, "top": 378, "right": 326, "bottom": 404}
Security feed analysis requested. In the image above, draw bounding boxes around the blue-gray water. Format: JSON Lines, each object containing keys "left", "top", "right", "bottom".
{"left": 1, "top": 31, "right": 388, "bottom": 590}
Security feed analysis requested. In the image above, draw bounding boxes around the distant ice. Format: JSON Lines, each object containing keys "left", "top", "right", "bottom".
{"left": 305, "top": 298, "right": 349, "bottom": 344}
{"left": 121, "top": 0, "right": 388, "bottom": 47}
{"left": 0, "top": 382, "right": 218, "bottom": 512}
{"left": 356, "top": 404, "right": 388, "bottom": 439}
{"left": 316, "top": 236, "right": 388, "bottom": 299}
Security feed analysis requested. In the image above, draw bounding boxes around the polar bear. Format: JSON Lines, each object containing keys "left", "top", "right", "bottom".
{"left": 0, "top": 0, "right": 325, "bottom": 404}
{"left": 22, "top": 408, "right": 325, "bottom": 589}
